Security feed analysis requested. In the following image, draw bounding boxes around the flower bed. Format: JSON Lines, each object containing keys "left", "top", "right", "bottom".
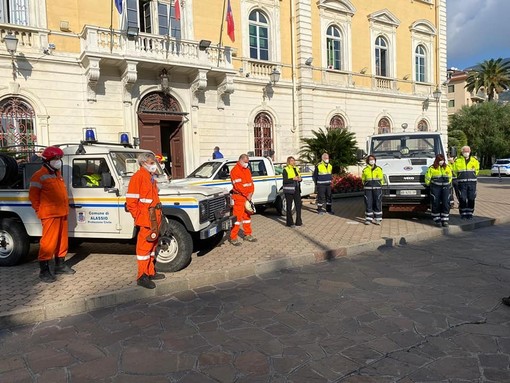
{"left": 331, "top": 173, "right": 363, "bottom": 193}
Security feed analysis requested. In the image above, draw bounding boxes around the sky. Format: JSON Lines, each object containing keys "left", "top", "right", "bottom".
{"left": 447, "top": 0, "right": 510, "bottom": 70}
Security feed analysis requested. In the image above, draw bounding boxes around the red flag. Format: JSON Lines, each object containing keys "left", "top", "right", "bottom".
{"left": 226, "top": 0, "right": 235, "bottom": 42}
{"left": 174, "top": 0, "right": 181, "bottom": 21}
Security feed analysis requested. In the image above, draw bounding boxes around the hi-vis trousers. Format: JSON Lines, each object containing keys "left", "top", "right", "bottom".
{"left": 230, "top": 195, "right": 252, "bottom": 240}
{"left": 136, "top": 226, "right": 157, "bottom": 279}
{"left": 39, "top": 216, "right": 68, "bottom": 262}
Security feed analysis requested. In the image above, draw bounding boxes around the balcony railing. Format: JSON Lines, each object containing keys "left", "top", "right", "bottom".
{"left": 80, "top": 26, "right": 233, "bottom": 69}
{"left": 238, "top": 58, "right": 279, "bottom": 80}
{"left": 0, "top": 23, "right": 48, "bottom": 54}
{"left": 374, "top": 76, "right": 395, "bottom": 90}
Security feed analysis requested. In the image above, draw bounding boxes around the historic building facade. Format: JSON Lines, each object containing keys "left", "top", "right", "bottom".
{"left": 0, "top": 0, "right": 447, "bottom": 178}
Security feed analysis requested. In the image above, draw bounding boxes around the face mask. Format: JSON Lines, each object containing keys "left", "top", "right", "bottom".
{"left": 242, "top": 162, "right": 249, "bottom": 168}
{"left": 463, "top": 152, "right": 470, "bottom": 158}
{"left": 369, "top": 160, "right": 376, "bottom": 166}
{"left": 439, "top": 160, "right": 445, "bottom": 166}
{"left": 49, "top": 159, "right": 62, "bottom": 170}
{"left": 144, "top": 163, "right": 158, "bottom": 173}
{"left": 324, "top": 159, "right": 329, "bottom": 164}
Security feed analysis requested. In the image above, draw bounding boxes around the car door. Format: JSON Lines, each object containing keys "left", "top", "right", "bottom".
{"left": 66, "top": 156, "right": 122, "bottom": 237}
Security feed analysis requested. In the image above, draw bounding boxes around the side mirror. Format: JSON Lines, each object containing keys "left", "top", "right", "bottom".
{"left": 356, "top": 148, "right": 366, "bottom": 161}
{"left": 449, "top": 147, "right": 457, "bottom": 158}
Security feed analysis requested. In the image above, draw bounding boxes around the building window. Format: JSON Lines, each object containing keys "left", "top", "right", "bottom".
{"left": 329, "top": 115, "right": 345, "bottom": 130}
{"left": 448, "top": 84, "right": 455, "bottom": 93}
{"left": 0, "top": 0, "right": 29, "bottom": 25}
{"left": 326, "top": 25, "right": 342, "bottom": 70}
{"left": 448, "top": 100, "right": 455, "bottom": 108}
{"left": 249, "top": 10, "right": 269, "bottom": 61}
{"left": 375, "top": 36, "right": 388, "bottom": 77}
{"left": 254, "top": 112, "right": 273, "bottom": 158}
{"left": 417, "top": 119, "right": 428, "bottom": 131}
{"left": 377, "top": 117, "right": 391, "bottom": 134}
{"left": 415, "top": 45, "right": 426, "bottom": 83}
{"left": 126, "top": 0, "right": 181, "bottom": 37}
{"left": 0, "top": 97, "right": 36, "bottom": 150}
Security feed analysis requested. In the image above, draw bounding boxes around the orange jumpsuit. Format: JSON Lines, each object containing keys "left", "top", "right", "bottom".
{"left": 230, "top": 162, "right": 255, "bottom": 240}
{"left": 126, "top": 167, "right": 162, "bottom": 279}
{"left": 29, "top": 165, "right": 69, "bottom": 262}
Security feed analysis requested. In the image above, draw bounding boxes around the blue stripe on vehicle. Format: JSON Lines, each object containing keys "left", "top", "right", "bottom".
{"left": 0, "top": 203, "right": 33, "bottom": 207}
{"left": 196, "top": 175, "right": 313, "bottom": 188}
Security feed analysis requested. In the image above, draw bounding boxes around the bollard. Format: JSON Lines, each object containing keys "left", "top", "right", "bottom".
{"left": 499, "top": 167, "right": 502, "bottom": 182}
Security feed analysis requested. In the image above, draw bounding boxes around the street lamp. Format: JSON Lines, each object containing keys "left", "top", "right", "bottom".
{"left": 269, "top": 67, "right": 280, "bottom": 85}
{"left": 432, "top": 87, "right": 441, "bottom": 131}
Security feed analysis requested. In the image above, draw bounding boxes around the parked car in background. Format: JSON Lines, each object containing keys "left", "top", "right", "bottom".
{"left": 491, "top": 159, "right": 510, "bottom": 176}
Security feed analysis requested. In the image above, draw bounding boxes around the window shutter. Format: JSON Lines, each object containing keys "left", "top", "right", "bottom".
{"left": 158, "top": 2, "right": 168, "bottom": 36}
{"left": 126, "top": 0, "right": 138, "bottom": 31}
{"left": 9, "top": 0, "right": 29, "bottom": 25}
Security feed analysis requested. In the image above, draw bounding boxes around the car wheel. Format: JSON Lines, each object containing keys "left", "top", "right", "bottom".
{"left": 0, "top": 218, "right": 30, "bottom": 266}
{"left": 156, "top": 220, "right": 193, "bottom": 272}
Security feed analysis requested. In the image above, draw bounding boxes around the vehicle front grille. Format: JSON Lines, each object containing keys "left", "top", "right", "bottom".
{"left": 389, "top": 175, "right": 425, "bottom": 183}
{"left": 208, "top": 195, "right": 229, "bottom": 221}
{"left": 410, "top": 159, "right": 427, "bottom": 165}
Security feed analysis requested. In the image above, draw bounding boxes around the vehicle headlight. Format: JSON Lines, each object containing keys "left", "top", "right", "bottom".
{"left": 199, "top": 201, "right": 209, "bottom": 223}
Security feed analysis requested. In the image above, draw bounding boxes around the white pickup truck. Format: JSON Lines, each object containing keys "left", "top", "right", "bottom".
{"left": 171, "top": 157, "right": 315, "bottom": 215}
{"left": 0, "top": 142, "right": 234, "bottom": 270}
{"left": 363, "top": 131, "right": 448, "bottom": 212}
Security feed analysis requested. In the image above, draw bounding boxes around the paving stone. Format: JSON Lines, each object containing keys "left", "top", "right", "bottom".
{"left": 426, "top": 356, "right": 481, "bottom": 380}
{"left": 234, "top": 350, "right": 270, "bottom": 376}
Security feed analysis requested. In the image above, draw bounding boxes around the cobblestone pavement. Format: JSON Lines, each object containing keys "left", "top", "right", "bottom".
{"left": 1, "top": 178, "right": 509, "bottom": 328}
{"left": 1, "top": 223, "right": 510, "bottom": 382}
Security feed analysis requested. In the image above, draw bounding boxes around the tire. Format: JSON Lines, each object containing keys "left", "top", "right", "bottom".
{"left": 0, "top": 218, "right": 30, "bottom": 266}
{"left": 155, "top": 220, "right": 193, "bottom": 272}
{"left": 275, "top": 194, "right": 295, "bottom": 217}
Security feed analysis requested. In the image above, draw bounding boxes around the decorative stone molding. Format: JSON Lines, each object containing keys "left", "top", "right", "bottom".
{"left": 217, "top": 73, "right": 235, "bottom": 109}
{"left": 368, "top": 9, "right": 401, "bottom": 28}
{"left": 190, "top": 69, "right": 208, "bottom": 108}
{"left": 84, "top": 57, "right": 101, "bottom": 102}
{"left": 121, "top": 60, "right": 138, "bottom": 104}
{"left": 317, "top": 0, "right": 356, "bottom": 16}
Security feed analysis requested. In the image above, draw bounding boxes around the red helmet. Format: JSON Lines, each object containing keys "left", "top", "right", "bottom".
{"left": 41, "top": 146, "right": 64, "bottom": 161}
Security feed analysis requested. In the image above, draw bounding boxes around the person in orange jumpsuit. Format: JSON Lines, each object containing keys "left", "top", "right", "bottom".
{"left": 126, "top": 153, "right": 166, "bottom": 289}
{"left": 29, "top": 146, "right": 75, "bottom": 283}
{"left": 229, "top": 154, "right": 257, "bottom": 246}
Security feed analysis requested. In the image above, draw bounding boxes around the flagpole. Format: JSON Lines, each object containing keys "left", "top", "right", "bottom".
{"left": 217, "top": 0, "right": 227, "bottom": 67}
{"left": 110, "top": 0, "right": 114, "bottom": 53}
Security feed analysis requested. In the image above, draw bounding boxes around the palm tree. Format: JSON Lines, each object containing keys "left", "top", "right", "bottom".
{"left": 465, "top": 58, "right": 510, "bottom": 101}
{"left": 299, "top": 128, "right": 359, "bottom": 174}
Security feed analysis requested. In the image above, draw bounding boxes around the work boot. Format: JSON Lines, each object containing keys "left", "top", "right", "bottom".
{"left": 39, "top": 261, "right": 56, "bottom": 283}
{"left": 137, "top": 274, "right": 156, "bottom": 289}
{"left": 502, "top": 296, "right": 510, "bottom": 306}
{"left": 243, "top": 235, "right": 258, "bottom": 242}
{"left": 55, "top": 257, "right": 76, "bottom": 275}
{"left": 150, "top": 273, "right": 166, "bottom": 280}
{"left": 442, "top": 222, "right": 449, "bottom": 227}
{"left": 229, "top": 238, "right": 242, "bottom": 246}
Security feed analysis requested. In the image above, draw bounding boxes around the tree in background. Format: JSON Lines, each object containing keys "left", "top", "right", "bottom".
{"left": 449, "top": 102, "right": 510, "bottom": 168}
{"left": 465, "top": 58, "right": 510, "bottom": 101}
{"left": 447, "top": 129, "right": 467, "bottom": 154}
{"left": 299, "top": 128, "right": 359, "bottom": 174}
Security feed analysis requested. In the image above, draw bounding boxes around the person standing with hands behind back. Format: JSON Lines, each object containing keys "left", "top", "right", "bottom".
{"left": 282, "top": 156, "right": 303, "bottom": 227}
{"left": 452, "top": 146, "right": 479, "bottom": 220}
{"left": 425, "top": 154, "right": 453, "bottom": 227}
{"left": 29, "top": 146, "right": 75, "bottom": 283}
{"left": 361, "top": 155, "right": 384, "bottom": 225}
{"left": 313, "top": 153, "right": 334, "bottom": 215}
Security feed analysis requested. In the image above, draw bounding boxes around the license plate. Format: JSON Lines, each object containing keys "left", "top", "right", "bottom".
{"left": 399, "top": 190, "right": 417, "bottom": 195}
{"left": 208, "top": 226, "right": 218, "bottom": 236}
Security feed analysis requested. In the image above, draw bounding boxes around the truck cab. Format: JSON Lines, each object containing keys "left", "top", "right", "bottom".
{"left": 366, "top": 132, "right": 447, "bottom": 211}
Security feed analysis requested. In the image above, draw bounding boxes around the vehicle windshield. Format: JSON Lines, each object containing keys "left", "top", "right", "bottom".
{"left": 110, "top": 151, "right": 164, "bottom": 177}
{"left": 495, "top": 160, "right": 510, "bottom": 165}
{"left": 370, "top": 135, "right": 442, "bottom": 159}
{"left": 187, "top": 162, "right": 223, "bottom": 178}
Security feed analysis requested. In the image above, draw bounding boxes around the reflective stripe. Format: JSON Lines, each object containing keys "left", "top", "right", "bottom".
{"left": 243, "top": 220, "right": 251, "bottom": 224}
{"left": 232, "top": 178, "right": 242, "bottom": 183}
{"left": 364, "top": 186, "right": 382, "bottom": 190}
{"left": 457, "top": 179, "right": 477, "bottom": 182}
{"left": 234, "top": 222, "right": 241, "bottom": 226}
{"left": 317, "top": 180, "right": 331, "bottom": 184}
{"left": 242, "top": 183, "right": 252, "bottom": 187}
{"left": 283, "top": 186, "right": 295, "bottom": 192}
{"left": 40, "top": 174, "right": 57, "bottom": 181}
{"left": 431, "top": 182, "right": 450, "bottom": 186}
{"left": 137, "top": 255, "right": 151, "bottom": 261}
{"left": 30, "top": 182, "right": 42, "bottom": 189}
{"left": 126, "top": 193, "right": 140, "bottom": 198}
{"left": 139, "top": 198, "right": 153, "bottom": 203}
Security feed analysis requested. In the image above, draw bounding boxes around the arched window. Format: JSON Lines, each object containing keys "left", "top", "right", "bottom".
{"left": 417, "top": 119, "right": 428, "bottom": 132}
{"left": 415, "top": 45, "right": 426, "bottom": 83}
{"left": 378, "top": 117, "right": 391, "bottom": 134}
{"left": 375, "top": 36, "right": 388, "bottom": 77}
{"left": 326, "top": 25, "right": 342, "bottom": 70}
{"left": 329, "top": 115, "right": 345, "bottom": 130}
{"left": 254, "top": 112, "right": 274, "bottom": 158}
{"left": 0, "top": 97, "right": 36, "bottom": 150}
{"left": 249, "top": 10, "right": 269, "bottom": 61}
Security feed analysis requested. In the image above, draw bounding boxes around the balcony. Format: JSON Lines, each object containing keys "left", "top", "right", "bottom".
{"left": 239, "top": 58, "right": 279, "bottom": 80}
{"left": 373, "top": 76, "right": 396, "bottom": 91}
{"left": 80, "top": 26, "right": 233, "bottom": 70}
{"left": 0, "top": 23, "right": 49, "bottom": 55}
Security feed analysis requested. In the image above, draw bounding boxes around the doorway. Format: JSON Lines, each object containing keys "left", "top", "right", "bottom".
{"left": 160, "top": 120, "right": 184, "bottom": 179}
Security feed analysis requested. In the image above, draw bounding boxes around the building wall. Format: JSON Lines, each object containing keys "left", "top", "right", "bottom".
{"left": 0, "top": 0, "right": 448, "bottom": 176}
